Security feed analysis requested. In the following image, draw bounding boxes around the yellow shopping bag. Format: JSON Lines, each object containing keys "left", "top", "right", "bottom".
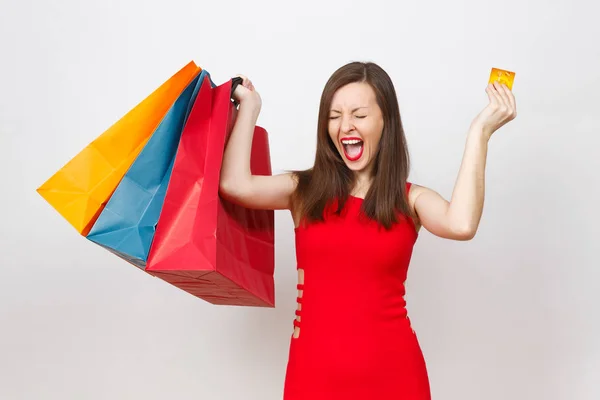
{"left": 37, "top": 61, "right": 201, "bottom": 235}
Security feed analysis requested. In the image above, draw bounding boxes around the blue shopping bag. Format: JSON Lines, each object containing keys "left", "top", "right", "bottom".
{"left": 86, "top": 69, "right": 214, "bottom": 268}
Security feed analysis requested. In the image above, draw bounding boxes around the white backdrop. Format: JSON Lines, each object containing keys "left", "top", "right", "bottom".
{"left": 1, "top": 0, "right": 599, "bottom": 399}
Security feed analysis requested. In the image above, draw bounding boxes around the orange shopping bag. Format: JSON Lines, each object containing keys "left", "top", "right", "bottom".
{"left": 37, "top": 61, "right": 201, "bottom": 235}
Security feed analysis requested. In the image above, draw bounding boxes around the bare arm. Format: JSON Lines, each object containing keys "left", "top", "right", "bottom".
{"left": 410, "top": 82, "right": 517, "bottom": 241}
{"left": 410, "top": 129, "right": 489, "bottom": 240}
{"left": 219, "top": 76, "right": 297, "bottom": 210}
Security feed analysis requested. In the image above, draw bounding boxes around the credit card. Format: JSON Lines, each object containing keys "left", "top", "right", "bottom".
{"left": 489, "top": 68, "right": 515, "bottom": 90}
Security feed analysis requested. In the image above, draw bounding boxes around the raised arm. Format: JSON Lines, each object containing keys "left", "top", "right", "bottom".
{"left": 409, "top": 82, "right": 517, "bottom": 241}
{"left": 219, "top": 75, "right": 297, "bottom": 211}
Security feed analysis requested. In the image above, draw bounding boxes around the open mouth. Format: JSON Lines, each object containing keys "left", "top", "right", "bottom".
{"left": 341, "top": 137, "right": 364, "bottom": 161}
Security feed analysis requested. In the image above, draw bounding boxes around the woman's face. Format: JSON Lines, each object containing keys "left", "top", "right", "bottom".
{"left": 328, "top": 82, "right": 384, "bottom": 174}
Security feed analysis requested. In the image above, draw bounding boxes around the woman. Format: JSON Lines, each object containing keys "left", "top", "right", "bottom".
{"left": 219, "top": 62, "right": 516, "bottom": 399}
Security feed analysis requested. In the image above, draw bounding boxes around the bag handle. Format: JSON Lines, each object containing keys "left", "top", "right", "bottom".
{"left": 230, "top": 77, "right": 243, "bottom": 106}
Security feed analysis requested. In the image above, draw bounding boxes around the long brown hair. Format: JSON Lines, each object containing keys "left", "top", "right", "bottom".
{"left": 291, "top": 61, "right": 413, "bottom": 230}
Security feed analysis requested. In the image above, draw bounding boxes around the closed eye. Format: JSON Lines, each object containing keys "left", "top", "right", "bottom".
{"left": 329, "top": 115, "right": 366, "bottom": 120}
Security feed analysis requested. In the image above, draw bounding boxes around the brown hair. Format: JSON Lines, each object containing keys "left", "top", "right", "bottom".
{"left": 291, "top": 61, "right": 413, "bottom": 230}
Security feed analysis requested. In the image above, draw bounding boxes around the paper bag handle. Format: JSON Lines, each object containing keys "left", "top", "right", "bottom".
{"left": 231, "top": 77, "right": 243, "bottom": 106}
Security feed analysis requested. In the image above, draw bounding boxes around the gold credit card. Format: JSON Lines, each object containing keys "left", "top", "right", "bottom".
{"left": 489, "top": 68, "right": 515, "bottom": 90}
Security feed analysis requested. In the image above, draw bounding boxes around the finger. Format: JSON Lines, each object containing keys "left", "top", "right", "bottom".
{"left": 489, "top": 83, "right": 503, "bottom": 107}
{"left": 485, "top": 84, "right": 499, "bottom": 106}
{"left": 497, "top": 83, "right": 517, "bottom": 117}
{"left": 492, "top": 82, "right": 506, "bottom": 103}
{"left": 494, "top": 82, "right": 511, "bottom": 108}
{"left": 502, "top": 84, "right": 516, "bottom": 112}
{"left": 236, "top": 74, "right": 251, "bottom": 87}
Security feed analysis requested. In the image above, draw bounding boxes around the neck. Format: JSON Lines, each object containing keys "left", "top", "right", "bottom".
{"left": 351, "top": 170, "right": 373, "bottom": 197}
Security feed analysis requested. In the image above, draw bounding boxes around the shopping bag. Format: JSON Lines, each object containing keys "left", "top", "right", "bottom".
{"left": 86, "top": 69, "right": 213, "bottom": 268}
{"left": 145, "top": 76, "right": 275, "bottom": 307}
{"left": 37, "top": 61, "right": 201, "bottom": 235}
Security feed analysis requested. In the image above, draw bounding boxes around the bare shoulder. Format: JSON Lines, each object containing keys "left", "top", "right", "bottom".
{"left": 407, "top": 182, "right": 426, "bottom": 202}
{"left": 407, "top": 182, "right": 443, "bottom": 205}
{"left": 407, "top": 182, "right": 425, "bottom": 231}
{"left": 407, "top": 183, "right": 449, "bottom": 230}
{"left": 407, "top": 183, "right": 427, "bottom": 212}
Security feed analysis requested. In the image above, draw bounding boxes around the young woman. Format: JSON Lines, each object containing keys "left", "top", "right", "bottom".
{"left": 220, "top": 62, "right": 516, "bottom": 399}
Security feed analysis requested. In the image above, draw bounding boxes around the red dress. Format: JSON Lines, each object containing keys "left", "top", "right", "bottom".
{"left": 283, "top": 183, "right": 431, "bottom": 399}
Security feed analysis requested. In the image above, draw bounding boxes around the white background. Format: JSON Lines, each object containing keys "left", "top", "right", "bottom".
{"left": 1, "top": 0, "right": 599, "bottom": 399}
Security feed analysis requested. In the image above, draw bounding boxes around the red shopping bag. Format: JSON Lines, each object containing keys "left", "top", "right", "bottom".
{"left": 146, "top": 75, "right": 275, "bottom": 307}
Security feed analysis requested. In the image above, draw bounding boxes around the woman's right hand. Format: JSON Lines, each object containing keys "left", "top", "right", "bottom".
{"left": 232, "top": 74, "right": 262, "bottom": 110}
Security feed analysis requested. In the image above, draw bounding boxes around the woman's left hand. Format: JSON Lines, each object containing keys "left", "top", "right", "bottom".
{"left": 471, "top": 82, "right": 517, "bottom": 139}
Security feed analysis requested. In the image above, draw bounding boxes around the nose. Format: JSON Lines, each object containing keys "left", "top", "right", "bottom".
{"left": 340, "top": 114, "right": 354, "bottom": 134}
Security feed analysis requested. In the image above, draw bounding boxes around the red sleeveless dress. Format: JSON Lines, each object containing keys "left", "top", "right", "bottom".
{"left": 283, "top": 183, "right": 431, "bottom": 399}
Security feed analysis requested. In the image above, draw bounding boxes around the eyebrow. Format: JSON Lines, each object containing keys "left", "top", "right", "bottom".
{"left": 330, "top": 107, "right": 368, "bottom": 113}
